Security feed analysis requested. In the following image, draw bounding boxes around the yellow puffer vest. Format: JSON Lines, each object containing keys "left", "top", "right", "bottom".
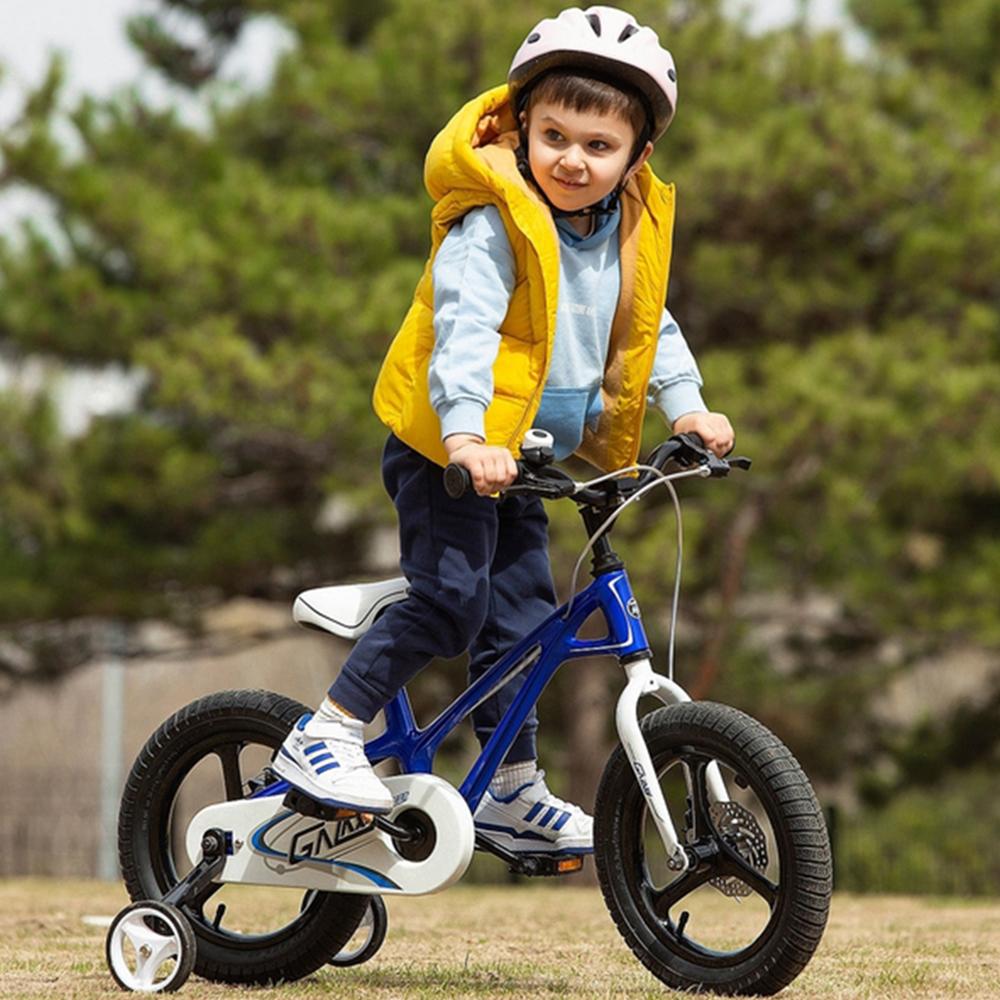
{"left": 372, "top": 84, "right": 676, "bottom": 472}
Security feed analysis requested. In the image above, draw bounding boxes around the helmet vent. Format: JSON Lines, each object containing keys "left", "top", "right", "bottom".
{"left": 527, "top": 32, "right": 540, "bottom": 43}
{"left": 618, "top": 24, "right": 639, "bottom": 43}
{"left": 668, "top": 68, "right": 677, "bottom": 82}
{"left": 585, "top": 12, "right": 602, "bottom": 36}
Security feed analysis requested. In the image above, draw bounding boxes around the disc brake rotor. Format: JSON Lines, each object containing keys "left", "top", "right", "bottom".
{"left": 708, "top": 801, "right": 768, "bottom": 898}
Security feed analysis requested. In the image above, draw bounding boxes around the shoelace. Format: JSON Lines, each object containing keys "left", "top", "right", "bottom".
{"left": 328, "top": 737, "right": 367, "bottom": 768}
{"left": 530, "top": 771, "right": 586, "bottom": 819}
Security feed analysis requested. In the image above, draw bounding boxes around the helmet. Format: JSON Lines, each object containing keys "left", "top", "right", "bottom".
{"left": 508, "top": 6, "right": 677, "bottom": 141}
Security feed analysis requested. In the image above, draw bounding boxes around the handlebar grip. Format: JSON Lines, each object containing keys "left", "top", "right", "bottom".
{"left": 443, "top": 463, "right": 473, "bottom": 499}
{"left": 679, "top": 431, "right": 706, "bottom": 452}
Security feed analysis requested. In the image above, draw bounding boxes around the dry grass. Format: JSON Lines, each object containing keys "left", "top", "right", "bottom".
{"left": 1, "top": 878, "right": 998, "bottom": 999}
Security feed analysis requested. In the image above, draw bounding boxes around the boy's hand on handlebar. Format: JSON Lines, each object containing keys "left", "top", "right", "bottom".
{"left": 444, "top": 435, "right": 518, "bottom": 496}
{"left": 672, "top": 411, "right": 735, "bottom": 458}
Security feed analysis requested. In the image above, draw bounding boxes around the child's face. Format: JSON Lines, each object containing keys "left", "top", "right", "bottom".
{"left": 522, "top": 99, "right": 652, "bottom": 213}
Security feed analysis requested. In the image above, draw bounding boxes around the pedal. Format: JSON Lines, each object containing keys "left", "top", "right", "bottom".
{"left": 509, "top": 853, "right": 585, "bottom": 877}
{"left": 282, "top": 787, "right": 372, "bottom": 824}
{"left": 474, "top": 833, "right": 586, "bottom": 876}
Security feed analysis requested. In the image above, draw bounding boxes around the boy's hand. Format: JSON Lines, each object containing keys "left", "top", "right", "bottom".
{"left": 445, "top": 434, "right": 518, "bottom": 496}
{"left": 672, "top": 411, "right": 735, "bottom": 459}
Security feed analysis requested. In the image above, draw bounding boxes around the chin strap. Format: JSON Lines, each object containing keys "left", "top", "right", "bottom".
{"left": 514, "top": 134, "right": 623, "bottom": 220}
{"left": 514, "top": 119, "right": 652, "bottom": 222}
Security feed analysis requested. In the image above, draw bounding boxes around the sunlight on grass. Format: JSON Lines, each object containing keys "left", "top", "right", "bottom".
{"left": 0, "top": 880, "right": 998, "bottom": 999}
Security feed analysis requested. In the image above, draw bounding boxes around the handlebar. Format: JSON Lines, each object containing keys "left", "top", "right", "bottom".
{"left": 443, "top": 432, "right": 751, "bottom": 503}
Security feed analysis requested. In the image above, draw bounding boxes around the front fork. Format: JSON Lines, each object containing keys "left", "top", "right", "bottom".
{"left": 614, "top": 658, "right": 729, "bottom": 873}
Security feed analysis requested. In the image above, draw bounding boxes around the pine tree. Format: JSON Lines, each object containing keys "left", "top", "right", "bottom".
{"left": 1, "top": 2, "right": 998, "bottom": 833}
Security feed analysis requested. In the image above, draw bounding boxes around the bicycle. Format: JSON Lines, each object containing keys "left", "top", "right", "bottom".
{"left": 105, "top": 431, "right": 832, "bottom": 995}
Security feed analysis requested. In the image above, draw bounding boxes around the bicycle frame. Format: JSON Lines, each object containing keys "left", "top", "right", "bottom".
{"left": 364, "top": 563, "right": 727, "bottom": 872}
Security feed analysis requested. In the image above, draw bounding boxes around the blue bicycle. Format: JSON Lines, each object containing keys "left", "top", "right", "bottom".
{"left": 107, "top": 432, "right": 832, "bottom": 995}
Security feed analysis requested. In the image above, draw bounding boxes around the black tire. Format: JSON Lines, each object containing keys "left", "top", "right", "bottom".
{"left": 105, "top": 900, "right": 196, "bottom": 992}
{"left": 118, "top": 689, "right": 368, "bottom": 985}
{"left": 594, "top": 702, "right": 831, "bottom": 996}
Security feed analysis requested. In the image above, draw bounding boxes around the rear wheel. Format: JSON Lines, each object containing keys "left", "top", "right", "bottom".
{"left": 118, "top": 689, "right": 368, "bottom": 985}
{"left": 594, "top": 702, "right": 831, "bottom": 996}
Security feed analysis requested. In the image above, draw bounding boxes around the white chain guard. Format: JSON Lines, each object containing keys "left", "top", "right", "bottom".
{"left": 184, "top": 774, "right": 475, "bottom": 896}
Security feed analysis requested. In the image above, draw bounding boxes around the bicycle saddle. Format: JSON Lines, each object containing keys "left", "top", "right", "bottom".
{"left": 293, "top": 578, "right": 409, "bottom": 639}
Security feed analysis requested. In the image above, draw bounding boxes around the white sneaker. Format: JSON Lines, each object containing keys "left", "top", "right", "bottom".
{"left": 473, "top": 769, "right": 593, "bottom": 855}
{"left": 273, "top": 712, "right": 393, "bottom": 814}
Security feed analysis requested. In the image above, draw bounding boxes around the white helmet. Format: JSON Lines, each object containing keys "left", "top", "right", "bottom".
{"left": 508, "top": 6, "right": 678, "bottom": 141}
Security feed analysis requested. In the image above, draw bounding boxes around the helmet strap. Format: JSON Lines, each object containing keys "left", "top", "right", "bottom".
{"left": 514, "top": 121, "right": 648, "bottom": 221}
{"left": 513, "top": 76, "right": 654, "bottom": 221}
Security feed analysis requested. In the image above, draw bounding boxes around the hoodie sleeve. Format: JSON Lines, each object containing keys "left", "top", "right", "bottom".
{"left": 647, "top": 308, "right": 708, "bottom": 424}
{"left": 429, "top": 204, "right": 517, "bottom": 441}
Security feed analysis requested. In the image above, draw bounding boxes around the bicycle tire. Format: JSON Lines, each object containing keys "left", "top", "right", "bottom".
{"left": 594, "top": 701, "right": 831, "bottom": 996}
{"left": 118, "top": 689, "right": 368, "bottom": 985}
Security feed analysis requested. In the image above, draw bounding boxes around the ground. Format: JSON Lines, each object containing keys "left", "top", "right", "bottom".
{"left": 0, "top": 879, "right": 998, "bottom": 998}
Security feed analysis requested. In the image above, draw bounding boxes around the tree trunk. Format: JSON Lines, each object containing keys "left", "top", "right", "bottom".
{"left": 690, "top": 498, "right": 763, "bottom": 700}
{"left": 566, "top": 657, "right": 613, "bottom": 886}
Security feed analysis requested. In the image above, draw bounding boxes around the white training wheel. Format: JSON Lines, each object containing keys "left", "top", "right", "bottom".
{"left": 329, "top": 895, "right": 388, "bottom": 967}
{"left": 105, "top": 900, "right": 196, "bottom": 993}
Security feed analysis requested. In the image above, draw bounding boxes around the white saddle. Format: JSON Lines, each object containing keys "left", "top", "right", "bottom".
{"left": 293, "top": 577, "right": 409, "bottom": 639}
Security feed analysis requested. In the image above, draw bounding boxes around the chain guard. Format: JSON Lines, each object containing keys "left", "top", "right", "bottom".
{"left": 708, "top": 801, "right": 768, "bottom": 898}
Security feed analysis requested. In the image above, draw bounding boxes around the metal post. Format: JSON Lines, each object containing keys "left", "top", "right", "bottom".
{"left": 98, "top": 623, "right": 125, "bottom": 880}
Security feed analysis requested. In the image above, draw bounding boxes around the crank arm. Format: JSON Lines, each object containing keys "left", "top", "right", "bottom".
{"left": 162, "top": 828, "right": 227, "bottom": 908}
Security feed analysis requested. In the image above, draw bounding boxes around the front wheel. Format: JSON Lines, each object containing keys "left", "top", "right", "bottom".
{"left": 594, "top": 701, "right": 831, "bottom": 996}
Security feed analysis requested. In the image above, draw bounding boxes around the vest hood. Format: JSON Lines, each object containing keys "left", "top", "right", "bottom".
{"left": 423, "top": 84, "right": 666, "bottom": 227}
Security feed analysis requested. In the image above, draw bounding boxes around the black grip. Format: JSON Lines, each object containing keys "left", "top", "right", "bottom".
{"left": 443, "top": 463, "right": 472, "bottom": 499}
{"left": 677, "top": 431, "right": 707, "bottom": 452}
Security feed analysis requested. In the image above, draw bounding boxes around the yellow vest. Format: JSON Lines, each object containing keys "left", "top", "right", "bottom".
{"left": 372, "top": 84, "right": 676, "bottom": 472}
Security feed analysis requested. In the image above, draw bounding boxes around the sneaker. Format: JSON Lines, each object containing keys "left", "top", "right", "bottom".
{"left": 272, "top": 713, "right": 393, "bottom": 814}
{"left": 473, "top": 769, "right": 593, "bottom": 855}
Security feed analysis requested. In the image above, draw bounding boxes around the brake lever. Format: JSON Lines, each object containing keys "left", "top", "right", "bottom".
{"left": 671, "top": 432, "right": 752, "bottom": 478}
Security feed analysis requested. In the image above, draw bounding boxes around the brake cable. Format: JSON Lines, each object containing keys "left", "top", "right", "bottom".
{"left": 562, "top": 464, "right": 709, "bottom": 682}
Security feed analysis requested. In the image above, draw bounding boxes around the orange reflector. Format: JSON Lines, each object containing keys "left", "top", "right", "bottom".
{"left": 557, "top": 856, "right": 584, "bottom": 873}
{"left": 332, "top": 808, "right": 372, "bottom": 821}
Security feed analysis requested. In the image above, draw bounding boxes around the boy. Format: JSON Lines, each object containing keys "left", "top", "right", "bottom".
{"left": 274, "top": 6, "right": 734, "bottom": 855}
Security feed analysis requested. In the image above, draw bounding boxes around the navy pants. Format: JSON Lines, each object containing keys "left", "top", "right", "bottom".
{"left": 328, "top": 435, "right": 558, "bottom": 762}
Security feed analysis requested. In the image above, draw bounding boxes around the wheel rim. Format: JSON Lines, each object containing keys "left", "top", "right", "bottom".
{"left": 624, "top": 742, "right": 789, "bottom": 967}
{"left": 138, "top": 716, "right": 326, "bottom": 950}
{"left": 108, "top": 906, "right": 187, "bottom": 992}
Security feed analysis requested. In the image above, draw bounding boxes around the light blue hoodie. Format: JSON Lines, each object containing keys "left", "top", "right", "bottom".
{"left": 429, "top": 203, "right": 707, "bottom": 460}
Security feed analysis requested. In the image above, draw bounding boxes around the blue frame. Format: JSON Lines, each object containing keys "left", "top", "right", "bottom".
{"left": 359, "top": 568, "right": 650, "bottom": 813}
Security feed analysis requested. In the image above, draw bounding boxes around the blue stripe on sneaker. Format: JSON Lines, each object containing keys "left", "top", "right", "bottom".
{"left": 552, "top": 810, "right": 571, "bottom": 831}
{"left": 539, "top": 806, "right": 558, "bottom": 828}
{"left": 309, "top": 752, "right": 335, "bottom": 766}
{"left": 304, "top": 742, "right": 326, "bottom": 755}
{"left": 524, "top": 802, "right": 543, "bottom": 822}
{"left": 315, "top": 762, "right": 341, "bottom": 774}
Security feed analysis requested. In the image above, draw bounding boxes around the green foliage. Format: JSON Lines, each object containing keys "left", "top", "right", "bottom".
{"left": 1, "top": 1, "right": 999, "bottom": 873}
{"left": 838, "top": 766, "right": 1000, "bottom": 895}
{"left": 848, "top": 0, "right": 1000, "bottom": 92}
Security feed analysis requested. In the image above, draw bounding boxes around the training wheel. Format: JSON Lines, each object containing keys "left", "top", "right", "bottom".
{"left": 105, "top": 900, "right": 196, "bottom": 993}
{"left": 328, "top": 895, "right": 388, "bottom": 967}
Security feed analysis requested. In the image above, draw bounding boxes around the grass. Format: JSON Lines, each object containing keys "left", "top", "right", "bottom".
{"left": 1, "top": 879, "right": 999, "bottom": 998}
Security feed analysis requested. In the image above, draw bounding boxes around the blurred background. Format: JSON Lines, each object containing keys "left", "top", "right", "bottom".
{"left": 0, "top": 0, "right": 997, "bottom": 894}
